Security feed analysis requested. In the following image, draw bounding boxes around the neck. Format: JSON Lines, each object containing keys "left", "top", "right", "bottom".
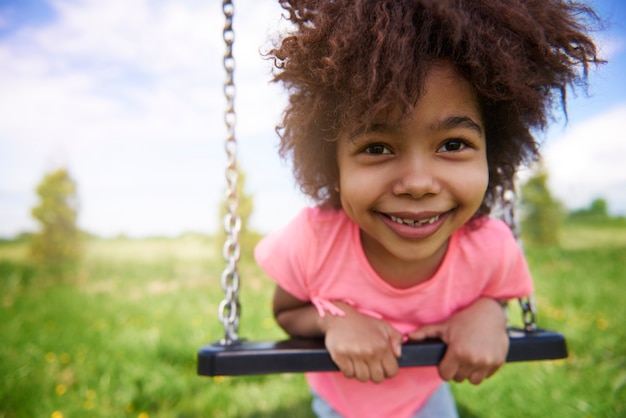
{"left": 361, "top": 233, "right": 450, "bottom": 289}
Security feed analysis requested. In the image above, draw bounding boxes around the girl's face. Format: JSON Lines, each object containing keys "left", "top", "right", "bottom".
{"left": 336, "top": 63, "right": 488, "bottom": 287}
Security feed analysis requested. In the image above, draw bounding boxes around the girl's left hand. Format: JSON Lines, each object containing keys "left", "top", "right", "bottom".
{"left": 406, "top": 297, "right": 508, "bottom": 385}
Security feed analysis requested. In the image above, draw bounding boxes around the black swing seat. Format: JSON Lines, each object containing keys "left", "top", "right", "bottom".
{"left": 197, "top": 327, "right": 567, "bottom": 376}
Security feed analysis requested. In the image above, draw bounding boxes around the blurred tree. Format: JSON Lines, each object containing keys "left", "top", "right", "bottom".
{"left": 217, "top": 167, "right": 259, "bottom": 256}
{"left": 30, "top": 168, "right": 83, "bottom": 271}
{"left": 589, "top": 198, "right": 608, "bottom": 217}
{"left": 520, "top": 163, "right": 564, "bottom": 246}
{"left": 568, "top": 197, "right": 610, "bottom": 221}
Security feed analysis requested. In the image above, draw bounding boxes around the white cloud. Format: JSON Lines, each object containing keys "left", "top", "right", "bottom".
{"left": 543, "top": 104, "right": 626, "bottom": 215}
{"left": 3, "top": 0, "right": 621, "bottom": 239}
{"left": 0, "top": 0, "right": 303, "bottom": 238}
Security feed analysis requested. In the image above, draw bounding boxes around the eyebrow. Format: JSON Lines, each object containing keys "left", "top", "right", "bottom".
{"left": 368, "top": 121, "right": 402, "bottom": 133}
{"left": 356, "top": 114, "right": 484, "bottom": 139}
{"left": 433, "top": 115, "right": 484, "bottom": 136}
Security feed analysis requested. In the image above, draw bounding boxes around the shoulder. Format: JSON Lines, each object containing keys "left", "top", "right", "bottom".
{"left": 454, "top": 218, "right": 534, "bottom": 298}
{"left": 255, "top": 206, "right": 351, "bottom": 262}
{"left": 299, "top": 205, "right": 348, "bottom": 223}
{"left": 263, "top": 205, "right": 343, "bottom": 234}
{"left": 454, "top": 216, "right": 518, "bottom": 255}
{"left": 262, "top": 205, "right": 348, "bottom": 237}
{"left": 254, "top": 206, "right": 355, "bottom": 300}
{"left": 458, "top": 216, "right": 515, "bottom": 240}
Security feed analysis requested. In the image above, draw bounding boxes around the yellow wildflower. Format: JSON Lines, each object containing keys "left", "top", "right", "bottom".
{"left": 55, "top": 384, "right": 67, "bottom": 396}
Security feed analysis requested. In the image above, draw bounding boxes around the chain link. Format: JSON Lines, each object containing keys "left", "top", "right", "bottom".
{"left": 500, "top": 186, "right": 538, "bottom": 331}
{"left": 217, "top": 0, "right": 241, "bottom": 345}
{"left": 501, "top": 187, "right": 520, "bottom": 242}
{"left": 519, "top": 295, "right": 537, "bottom": 332}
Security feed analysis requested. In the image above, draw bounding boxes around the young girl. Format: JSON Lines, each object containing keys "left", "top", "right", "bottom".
{"left": 254, "top": 1, "right": 601, "bottom": 417}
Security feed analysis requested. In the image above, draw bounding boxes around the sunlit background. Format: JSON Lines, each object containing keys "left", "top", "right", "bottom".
{"left": 1, "top": 0, "right": 625, "bottom": 238}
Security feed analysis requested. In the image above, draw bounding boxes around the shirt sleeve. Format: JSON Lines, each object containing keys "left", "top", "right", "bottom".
{"left": 480, "top": 219, "right": 535, "bottom": 300}
{"left": 253, "top": 207, "right": 314, "bottom": 302}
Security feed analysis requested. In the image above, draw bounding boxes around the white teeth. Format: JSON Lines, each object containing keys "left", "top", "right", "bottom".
{"left": 389, "top": 214, "right": 440, "bottom": 227}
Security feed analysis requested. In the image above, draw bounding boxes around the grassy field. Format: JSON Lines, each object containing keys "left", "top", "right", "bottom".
{"left": 1, "top": 222, "right": 624, "bottom": 417}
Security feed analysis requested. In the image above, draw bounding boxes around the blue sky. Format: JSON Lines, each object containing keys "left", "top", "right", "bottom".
{"left": 0, "top": 0, "right": 625, "bottom": 238}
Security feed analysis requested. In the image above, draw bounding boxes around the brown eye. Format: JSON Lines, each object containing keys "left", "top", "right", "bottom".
{"left": 438, "top": 140, "right": 467, "bottom": 152}
{"left": 365, "top": 144, "right": 391, "bottom": 155}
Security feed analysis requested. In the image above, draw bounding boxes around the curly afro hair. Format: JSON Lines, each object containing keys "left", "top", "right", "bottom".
{"left": 268, "top": 0, "right": 603, "bottom": 216}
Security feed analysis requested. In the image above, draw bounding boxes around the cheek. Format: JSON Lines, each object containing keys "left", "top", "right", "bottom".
{"left": 338, "top": 161, "right": 387, "bottom": 197}
{"left": 340, "top": 168, "right": 368, "bottom": 190}
{"left": 337, "top": 164, "right": 379, "bottom": 213}
{"left": 472, "top": 163, "right": 490, "bottom": 204}
{"left": 479, "top": 163, "right": 489, "bottom": 192}
{"left": 453, "top": 160, "right": 489, "bottom": 205}
{"left": 338, "top": 170, "right": 363, "bottom": 207}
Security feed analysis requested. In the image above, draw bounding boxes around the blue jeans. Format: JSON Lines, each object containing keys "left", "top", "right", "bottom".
{"left": 311, "top": 383, "right": 459, "bottom": 418}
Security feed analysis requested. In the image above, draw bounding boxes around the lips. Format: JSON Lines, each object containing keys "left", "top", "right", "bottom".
{"left": 378, "top": 210, "right": 450, "bottom": 240}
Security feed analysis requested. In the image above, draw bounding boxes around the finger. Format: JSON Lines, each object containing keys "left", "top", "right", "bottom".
{"left": 389, "top": 330, "right": 404, "bottom": 358}
{"left": 437, "top": 352, "right": 459, "bottom": 382}
{"left": 485, "top": 363, "right": 502, "bottom": 379}
{"left": 454, "top": 374, "right": 466, "bottom": 383}
{"left": 449, "top": 355, "right": 504, "bottom": 384}
{"left": 450, "top": 361, "right": 479, "bottom": 383}
{"left": 467, "top": 369, "right": 488, "bottom": 385}
{"left": 332, "top": 354, "right": 355, "bottom": 379}
{"left": 408, "top": 323, "right": 446, "bottom": 341}
{"left": 368, "top": 362, "right": 386, "bottom": 384}
{"left": 382, "top": 352, "right": 399, "bottom": 379}
{"left": 353, "top": 361, "right": 371, "bottom": 383}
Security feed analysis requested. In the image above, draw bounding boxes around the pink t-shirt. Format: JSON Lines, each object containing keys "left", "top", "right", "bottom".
{"left": 255, "top": 206, "right": 534, "bottom": 418}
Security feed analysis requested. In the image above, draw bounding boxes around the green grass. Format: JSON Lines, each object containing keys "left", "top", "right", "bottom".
{"left": 1, "top": 223, "right": 624, "bottom": 417}
{"left": 453, "top": 230, "right": 625, "bottom": 417}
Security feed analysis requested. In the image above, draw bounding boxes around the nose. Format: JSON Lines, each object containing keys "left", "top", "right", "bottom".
{"left": 391, "top": 156, "right": 442, "bottom": 199}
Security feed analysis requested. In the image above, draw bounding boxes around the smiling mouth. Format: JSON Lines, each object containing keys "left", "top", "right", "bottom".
{"left": 388, "top": 213, "right": 441, "bottom": 227}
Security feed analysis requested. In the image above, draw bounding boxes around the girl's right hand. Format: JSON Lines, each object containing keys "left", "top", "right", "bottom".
{"left": 321, "top": 302, "right": 403, "bottom": 383}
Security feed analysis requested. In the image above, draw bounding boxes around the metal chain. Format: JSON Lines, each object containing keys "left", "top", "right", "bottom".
{"left": 519, "top": 295, "right": 537, "bottom": 332}
{"left": 501, "top": 186, "right": 537, "bottom": 332}
{"left": 217, "top": 0, "right": 242, "bottom": 345}
{"left": 501, "top": 187, "right": 520, "bottom": 242}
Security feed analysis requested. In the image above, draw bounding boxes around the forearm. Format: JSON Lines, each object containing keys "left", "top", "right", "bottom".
{"left": 275, "top": 303, "right": 326, "bottom": 338}
{"left": 474, "top": 297, "right": 508, "bottom": 330}
{"left": 273, "top": 285, "right": 337, "bottom": 338}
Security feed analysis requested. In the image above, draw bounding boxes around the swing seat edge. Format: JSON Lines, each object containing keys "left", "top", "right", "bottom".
{"left": 197, "top": 328, "right": 567, "bottom": 377}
